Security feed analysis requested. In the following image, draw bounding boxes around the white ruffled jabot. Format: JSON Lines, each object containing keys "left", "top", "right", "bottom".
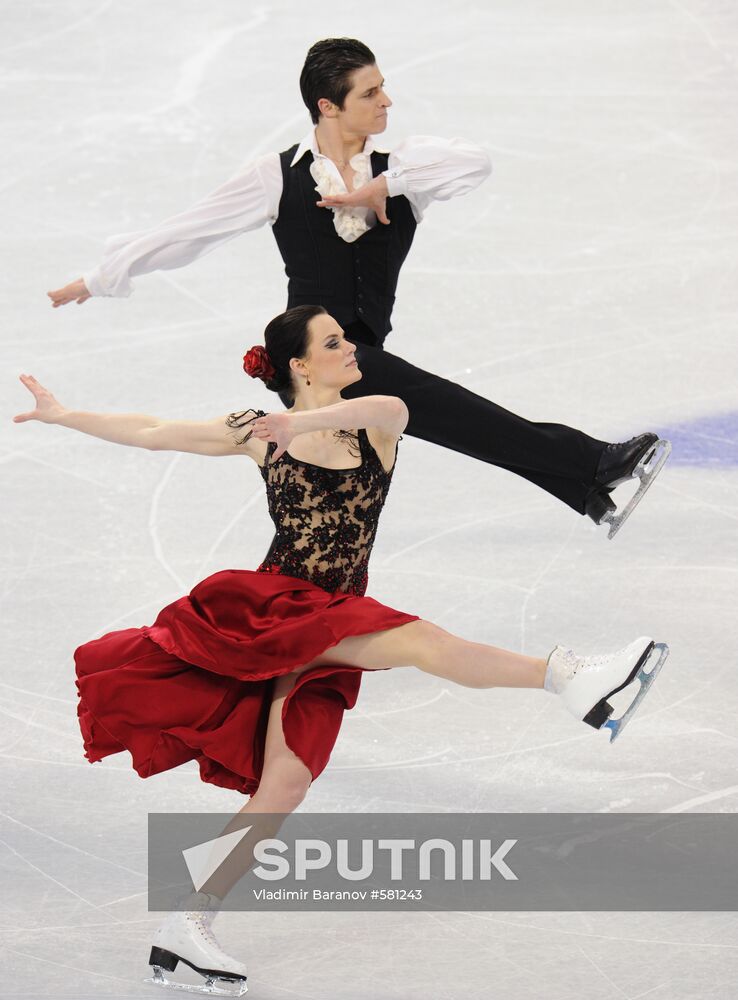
{"left": 309, "top": 152, "right": 374, "bottom": 243}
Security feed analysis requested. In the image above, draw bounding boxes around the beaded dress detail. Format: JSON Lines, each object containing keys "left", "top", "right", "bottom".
{"left": 229, "top": 409, "right": 399, "bottom": 597}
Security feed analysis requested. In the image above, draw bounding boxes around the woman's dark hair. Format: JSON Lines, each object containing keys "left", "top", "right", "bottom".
{"left": 226, "top": 304, "right": 325, "bottom": 442}
{"left": 227, "top": 303, "right": 359, "bottom": 455}
{"left": 300, "top": 38, "right": 376, "bottom": 125}
{"left": 263, "top": 303, "right": 327, "bottom": 402}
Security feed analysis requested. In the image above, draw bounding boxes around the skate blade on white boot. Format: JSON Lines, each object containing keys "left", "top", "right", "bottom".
{"left": 602, "top": 438, "right": 672, "bottom": 539}
{"left": 584, "top": 641, "right": 670, "bottom": 743}
{"left": 144, "top": 947, "right": 248, "bottom": 996}
{"left": 144, "top": 896, "right": 247, "bottom": 996}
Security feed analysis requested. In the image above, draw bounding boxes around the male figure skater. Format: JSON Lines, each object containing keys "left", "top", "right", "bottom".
{"left": 48, "top": 37, "right": 669, "bottom": 536}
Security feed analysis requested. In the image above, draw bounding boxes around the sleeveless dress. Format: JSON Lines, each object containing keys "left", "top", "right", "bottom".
{"left": 74, "top": 412, "right": 420, "bottom": 795}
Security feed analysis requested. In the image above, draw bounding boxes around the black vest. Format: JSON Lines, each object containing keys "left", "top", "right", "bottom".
{"left": 271, "top": 144, "right": 417, "bottom": 346}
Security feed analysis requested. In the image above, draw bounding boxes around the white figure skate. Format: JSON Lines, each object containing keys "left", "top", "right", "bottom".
{"left": 549, "top": 636, "right": 669, "bottom": 742}
{"left": 144, "top": 891, "right": 247, "bottom": 996}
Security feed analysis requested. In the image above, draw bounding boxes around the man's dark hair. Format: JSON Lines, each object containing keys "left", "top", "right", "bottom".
{"left": 300, "top": 38, "right": 376, "bottom": 125}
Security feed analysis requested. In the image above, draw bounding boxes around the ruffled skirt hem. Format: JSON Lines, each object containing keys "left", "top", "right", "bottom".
{"left": 74, "top": 569, "right": 420, "bottom": 795}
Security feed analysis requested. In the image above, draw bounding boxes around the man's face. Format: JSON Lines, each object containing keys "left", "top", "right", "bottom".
{"left": 335, "top": 63, "right": 392, "bottom": 135}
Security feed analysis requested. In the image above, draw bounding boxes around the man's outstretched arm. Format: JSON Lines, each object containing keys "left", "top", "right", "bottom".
{"left": 48, "top": 152, "right": 283, "bottom": 306}
{"left": 384, "top": 135, "right": 492, "bottom": 221}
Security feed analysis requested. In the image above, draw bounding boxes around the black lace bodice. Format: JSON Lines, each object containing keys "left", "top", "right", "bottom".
{"left": 228, "top": 409, "right": 400, "bottom": 597}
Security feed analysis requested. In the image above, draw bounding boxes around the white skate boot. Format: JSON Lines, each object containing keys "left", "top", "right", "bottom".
{"left": 547, "top": 636, "right": 669, "bottom": 742}
{"left": 144, "top": 890, "right": 247, "bottom": 996}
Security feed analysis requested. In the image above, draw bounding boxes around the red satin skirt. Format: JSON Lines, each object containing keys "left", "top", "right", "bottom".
{"left": 74, "top": 568, "right": 420, "bottom": 796}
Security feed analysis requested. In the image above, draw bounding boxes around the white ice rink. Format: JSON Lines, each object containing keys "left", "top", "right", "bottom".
{"left": 2, "top": 1, "right": 738, "bottom": 997}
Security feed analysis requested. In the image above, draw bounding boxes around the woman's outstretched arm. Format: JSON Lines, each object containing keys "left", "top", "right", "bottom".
{"left": 250, "top": 395, "right": 409, "bottom": 460}
{"left": 13, "top": 375, "right": 263, "bottom": 459}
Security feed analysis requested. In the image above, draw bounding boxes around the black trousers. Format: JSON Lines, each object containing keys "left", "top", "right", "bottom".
{"left": 279, "top": 320, "right": 606, "bottom": 514}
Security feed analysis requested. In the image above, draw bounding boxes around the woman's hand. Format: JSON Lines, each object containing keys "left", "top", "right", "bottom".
{"left": 47, "top": 278, "right": 91, "bottom": 308}
{"left": 316, "top": 175, "right": 390, "bottom": 225}
{"left": 250, "top": 411, "right": 295, "bottom": 460}
{"left": 14, "top": 375, "right": 66, "bottom": 424}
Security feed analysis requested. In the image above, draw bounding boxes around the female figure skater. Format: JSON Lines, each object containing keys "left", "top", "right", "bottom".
{"left": 14, "top": 305, "right": 668, "bottom": 995}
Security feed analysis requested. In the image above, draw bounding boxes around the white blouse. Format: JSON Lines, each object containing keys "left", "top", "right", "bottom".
{"left": 82, "top": 130, "right": 492, "bottom": 298}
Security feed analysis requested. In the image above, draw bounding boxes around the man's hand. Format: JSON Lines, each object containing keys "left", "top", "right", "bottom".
{"left": 48, "top": 278, "right": 91, "bottom": 308}
{"left": 250, "top": 411, "right": 296, "bottom": 460}
{"left": 316, "top": 175, "right": 390, "bottom": 225}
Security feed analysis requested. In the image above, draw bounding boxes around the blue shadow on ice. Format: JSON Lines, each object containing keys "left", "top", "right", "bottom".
{"left": 654, "top": 412, "right": 738, "bottom": 467}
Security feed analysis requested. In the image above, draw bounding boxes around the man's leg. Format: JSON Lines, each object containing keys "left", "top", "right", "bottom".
{"left": 341, "top": 338, "right": 605, "bottom": 514}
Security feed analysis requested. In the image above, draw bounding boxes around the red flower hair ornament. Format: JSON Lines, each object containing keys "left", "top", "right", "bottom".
{"left": 242, "top": 345, "right": 276, "bottom": 382}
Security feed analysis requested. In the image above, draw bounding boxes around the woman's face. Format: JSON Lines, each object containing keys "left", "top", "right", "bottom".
{"left": 297, "top": 313, "right": 361, "bottom": 392}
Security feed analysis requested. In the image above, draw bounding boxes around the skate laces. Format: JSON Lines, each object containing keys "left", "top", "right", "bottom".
{"left": 560, "top": 648, "right": 581, "bottom": 677}
{"left": 181, "top": 890, "right": 223, "bottom": 950}
{"left": 554, "top": 647, "right": 582, "bottom": 681}
{"left": 552, "top": 646, "right": 627, "bottom": 685}
{"left": 560, "top": 648, "right": 620, "bottom": 674}
{"left": 546, "top": 645, "right": 623, "bottom": 694}
{"left": 544, "top": 647, "right": 581, "bottom": 695}
{"left": 186, "top": 909, "right": 222, "bottom": 951}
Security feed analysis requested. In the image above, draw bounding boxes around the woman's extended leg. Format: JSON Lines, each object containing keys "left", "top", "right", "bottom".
{"left": 199, "top": 670, "right": 314, "bottom": 901}
{"left": 304, "top": 619, "right": 548, "bottom": 690}
{"left": 303, "top": 622, "right": 667, "bottom": 745}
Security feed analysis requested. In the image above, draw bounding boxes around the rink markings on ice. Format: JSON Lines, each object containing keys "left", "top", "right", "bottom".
{"left": 329, "top": 729, "right": 591, "bottom": 772}
{"left": 0, "top": 597, "right": 166, "bottom": 755}
{"left": 187, "top": 485, "right": 264, "bottom": 586}
{"left": 655, "top": 480, "right": 738, "bottom": 521}
{"left": 148, "top": 453, "right": 187, "bottom": 591}
{"left": 357, "top": 688, "right": 449, "bottom": 718}
{"left": 376, "top": 504, "right": 551, "bottom": 571}
{"left": 0, "top": 809, "right": 144, "bottom": 879}
{"left": 3, "top": 946, "right": 135, "bottom": 985}
{"left": 0, "top": 0, "right": 116, "bottom": 57}
{"left": 459, "top": 908, "right": 738, "bottom": 951}
{"left": 0, "top": 680, "right": 74, "bottom": 704}
{"left": 0, "top": 837, "right": 125, "bottom": 924}
{"left": 0, "top": 752, "right": 210, "bottom": 781}
{"left": 663, "top": 783, "right": 738, "bottom": 812}
{"left": 4, "top": 448, "right": 110, "bottom": 489}
{"left": 656, "top": 410, "right": 738, "bottom": 466}
{"left": 417, "top": 909, "right": 544, "bottom": 991}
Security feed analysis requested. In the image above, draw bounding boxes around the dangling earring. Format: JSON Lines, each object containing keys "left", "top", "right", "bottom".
{"left": 305, "top": 372, "right": 311, "bottom": 386}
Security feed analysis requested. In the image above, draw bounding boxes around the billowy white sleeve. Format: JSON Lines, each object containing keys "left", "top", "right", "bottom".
{"left": 382, "top": 136, "right": 492, "bottom": 223}
{"left": 81, "top": 152, "right": 283, "bottom": 297}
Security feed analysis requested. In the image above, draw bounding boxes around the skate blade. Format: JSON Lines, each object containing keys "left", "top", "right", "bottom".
{"left": 603, "top": 439, "right": 672, "bottom": 539}
{"left": 602, "top": 642, "right": 669, "bottom": 743}
{"left": 144, "top": 967, "right": 247, "bottom": 996}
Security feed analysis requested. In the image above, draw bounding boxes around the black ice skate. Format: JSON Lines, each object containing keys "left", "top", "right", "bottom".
{"left": 144, "top": 891, "right": 247, "bottom": 996}
{"left": 586, "top": 433, "right": 672, "bottom": 539}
